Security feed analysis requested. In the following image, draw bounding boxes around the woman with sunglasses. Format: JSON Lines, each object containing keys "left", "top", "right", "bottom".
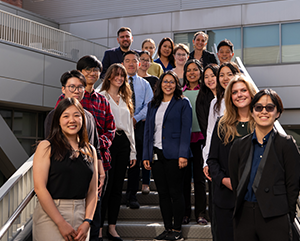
{"left": 229, "top": 89, "right": 300, "bottom": 241}
{"left": 143, "top": 71, "right": 192, "bottom": 241}
{"left": 154, "top": 38, "right": 175, "bottom": 72}
{"left": 206, "top": 74, "right": 257, "bottom": 241}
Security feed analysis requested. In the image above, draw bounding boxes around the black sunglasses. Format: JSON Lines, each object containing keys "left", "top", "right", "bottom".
{"left": 253, "top": 104, "right": 276, "bottom": 112}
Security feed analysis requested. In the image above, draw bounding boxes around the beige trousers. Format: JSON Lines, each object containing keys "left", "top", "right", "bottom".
{"left": 32, "top": 199, "right": 89, "bottom": 241}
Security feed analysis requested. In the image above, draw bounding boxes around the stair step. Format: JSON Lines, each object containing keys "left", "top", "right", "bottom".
{"left": 102, "top": 221, "right": 212, "bottom": 240}
{"left": 121, "top": 191, "right": 209, "bottom": 206}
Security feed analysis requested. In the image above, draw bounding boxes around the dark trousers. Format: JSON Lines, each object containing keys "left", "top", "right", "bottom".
{"left": 90, "top": 165, "right": 109, "bottom": 240}
{"left": 183, "top": 140, "right": 206, "bottom": 219}
{"left": 152, "top": 148, "right": 186, "bottom": 231}
{"left": 100, "top": 131, "right": 130, "bottom": 226}
{"left": 126, "top": 121, "right": 150, "bottom": 200}
{"left": 234, "top": 201, "right": 292, "bottom": 241}
{"left": 214, "top": 205, "right": 234, "bottom": 241}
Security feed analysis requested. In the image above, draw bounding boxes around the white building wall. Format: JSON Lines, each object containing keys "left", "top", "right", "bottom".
{"left": 0, "top": 42, "right": 76, "bottom": 109}
{"left": 19, "top": 0, "right": 300, "bottom": 126}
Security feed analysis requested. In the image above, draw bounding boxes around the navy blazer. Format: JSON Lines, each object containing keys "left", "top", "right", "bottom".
{"left": 143, "top": 96, "right": 193, "bottom": 162}
{"left": 100, "top": 47, "right": 124, "bottom": 79}
{"left": 229, "top": 130, "right": 300, "bottom": 220}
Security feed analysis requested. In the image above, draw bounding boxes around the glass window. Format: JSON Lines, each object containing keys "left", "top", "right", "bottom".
{"left": 243, "top": 25, "right": 280, "bottom": 65}
{"left": 207, "top": 28, "right": 242, "bottom": 62}
{"left": 17, "top": 138, "right": 37, "bottom": 156}
{"left": 174, "top": 32, "right": 200, "bottom": 54}
{"left": 13, "top": 111, "right": 37, "bottom": 137}
{"left": 282, "top": 22, "right": 300, "bottom": 63}
{"left": 0, "top": 110, "right": 12, "bottom": 128}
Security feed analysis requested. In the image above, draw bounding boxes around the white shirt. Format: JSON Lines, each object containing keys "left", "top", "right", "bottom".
{"left": 202, "top": 97, "right": 226, "bottom": 167}
{"left": 154, "top": 101, "right": 170, "bottom": 150}
{"left": 100, "top": 90, "right": 136, "bottom": 160}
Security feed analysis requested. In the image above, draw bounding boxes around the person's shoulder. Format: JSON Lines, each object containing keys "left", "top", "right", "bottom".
{"left": 83, "top": 108, "right": 93, "bottom": 118}
{"left": 154, "top": 58, "right": 160, "bottom": 63}
{"left": 105, "top": 46, "right": 120, "bottom": 53}
{"left": 36, "top": 140, "right": 51, "bottom": 152}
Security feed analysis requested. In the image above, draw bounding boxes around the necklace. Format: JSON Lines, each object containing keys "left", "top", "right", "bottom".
{"left": 239, "top": 121, "right": 247, "bottom": 128}
{"left": 107, "top": 91, "right": 120, "bottom": 104}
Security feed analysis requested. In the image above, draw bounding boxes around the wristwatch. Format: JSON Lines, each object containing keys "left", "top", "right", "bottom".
{"left": 83, "top": 218, "right": 93, "bottom": 225}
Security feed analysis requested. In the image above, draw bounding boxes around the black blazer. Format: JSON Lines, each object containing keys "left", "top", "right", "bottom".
{"left": 195, "top": 90, "right": 214, "bottom": 140}
{"left": 100, "top": 47, "right": 124, "bottom": 79}
{"left": 229, "top": 130, "right": 300, "bottom": 220}
{"left": 189, "top": 49, "right": 218, "bottom": 68}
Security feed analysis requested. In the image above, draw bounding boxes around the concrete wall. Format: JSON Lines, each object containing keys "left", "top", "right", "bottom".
{"left": 0, "top": 42, "right": 76, "bottom": 110}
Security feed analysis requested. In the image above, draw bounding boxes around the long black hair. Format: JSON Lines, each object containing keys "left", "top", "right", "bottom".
{"left": 151, "top": 70, "right": 182, "bottom": 108}
{"left": 197, "top": 64, "right": 219, "bottom": 105}
{"left": 214, "top": 62, "right": 240, "bottom": 113}
{"left": 157, "top": 37, "right": 175, "bottom": 68}
{"left": 48, "top": 97, "right": 90, "bottom": 161}
{"left": 183, "top": 59, "right": 202, "bottom": 88}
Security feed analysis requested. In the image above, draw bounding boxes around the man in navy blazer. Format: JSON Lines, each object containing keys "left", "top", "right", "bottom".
{"left": 100, "top": 27, "right": 133, "bottom": 79}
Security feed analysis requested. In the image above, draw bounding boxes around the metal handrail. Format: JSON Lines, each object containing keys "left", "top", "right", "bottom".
{"left": 235, "top": 57, "right": 286, "bottom": 135}
{"left": 0, "top": 9, "right": 109, "bottom": 61}
{"left": 0, "top": 189, "right": 35, "bottom": 239}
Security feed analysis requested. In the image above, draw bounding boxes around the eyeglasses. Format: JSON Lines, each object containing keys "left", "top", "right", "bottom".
{"left": 253, "top": 104, "right": 276, "bottom": 112}
{"left": 140, "top": 58, "right": 151, "bottom": 63}
{"left": 84, "top": 67, "right": 100, "bottom": 74}
{"left": 65, "top": 85, "right": 85, "bottom": 93}
{"left": 162, "top": 80, "right": 175, "bottom": 85}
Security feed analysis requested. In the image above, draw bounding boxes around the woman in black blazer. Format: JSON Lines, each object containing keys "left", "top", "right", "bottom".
{"left": 229, "top": 89, "right": 300, "bottom": 241}
{"left": 143, "top": 71, "right": 192, "bottom": 241}
{"left": 189, "top": 31, "right": 218, "bottom": 69}
{"left": 207, "top": 74, "right": 257, "bottom": 241}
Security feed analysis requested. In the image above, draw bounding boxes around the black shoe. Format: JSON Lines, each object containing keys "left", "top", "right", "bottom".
{"left": 106, "top": 230, "right": 123, "bottom": 241}
{"left": 153, "top": 230, "right": 170, "bottom": 241}
{"left": 165, "top": 230, "right": 184, "bottom": 241}
{"left": 126, "top": 199, "right": 140, "bottom": 209}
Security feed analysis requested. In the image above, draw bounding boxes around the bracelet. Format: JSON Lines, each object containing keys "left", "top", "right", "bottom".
{"left": 83, "top": 218, "right": 92, "bottom": 225}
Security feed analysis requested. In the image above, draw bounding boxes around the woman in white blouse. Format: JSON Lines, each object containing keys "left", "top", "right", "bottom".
{"left": 99, "top": 63, "right": 136, "bottom": 241}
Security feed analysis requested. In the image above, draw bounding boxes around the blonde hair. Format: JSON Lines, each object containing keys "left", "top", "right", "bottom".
{"left": 217, "top": 74, "right": 257, "bottom": 145}
{"left": 101, "top": 63, "right": 134, "bottom": 116}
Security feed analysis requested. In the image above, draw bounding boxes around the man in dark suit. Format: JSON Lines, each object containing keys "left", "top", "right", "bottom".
{"left": 100, "top": 27, "right": 133, "bottom": 79}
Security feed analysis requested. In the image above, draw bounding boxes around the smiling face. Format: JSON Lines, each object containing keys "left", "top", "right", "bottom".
{"left": 252, "top": 95, "right": 279, "bottom": 130}
{"left": 192, "top": 34, "right": 207, "bottom": 51}
{"left": 231, "top": 81, "right": 251, "bottom": 110}
{"left": 123, "top": 53, "right": 139, "bottom": 76}
{"left": 186, "top": 63, "right": 201, "bottom": 85}
{"left": 160, "top": 40, "right": 172, "bottom": 58}
{"left": 117, "top": 30, "right": 133, "bottom": 51}
{"left": 142, "top": 41, "right": 155, "bottom": 57}
{"left": 109, "top": 68, "right": 125, "bottom": 89}
{"left": 219, "top": 66, "right": 234, "bottom": 89}
{"left": 174, "top": 49, "right": 188, "bottom": 66}
{"left": 217, "top": 46, "right": 234, "bottom": 64}
{"left": 204, "top": 68, "right": 217, "bottom": 92}
{"left": 62, "top": 77, "right": 85, "bottom": 101}
{"left": 59, "top": 105, "right": 83, "bottom": 137}
{"left": 161, "top": 74, "right": 176, "bottom": 98}
{"left": 139, "top": 53, "right": 151, "bottom": 71}
{"left": 81, "top": 68, "right": 100, "bottom": 86}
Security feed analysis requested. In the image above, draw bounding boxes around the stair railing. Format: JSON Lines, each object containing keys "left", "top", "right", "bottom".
{"left": 0, "top": 155, "right": 36, "bottom": 241}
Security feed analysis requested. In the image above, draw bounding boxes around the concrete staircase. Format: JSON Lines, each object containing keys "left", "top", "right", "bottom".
{"left": 102, "top": 174, "right": 212, "bottom": 241}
